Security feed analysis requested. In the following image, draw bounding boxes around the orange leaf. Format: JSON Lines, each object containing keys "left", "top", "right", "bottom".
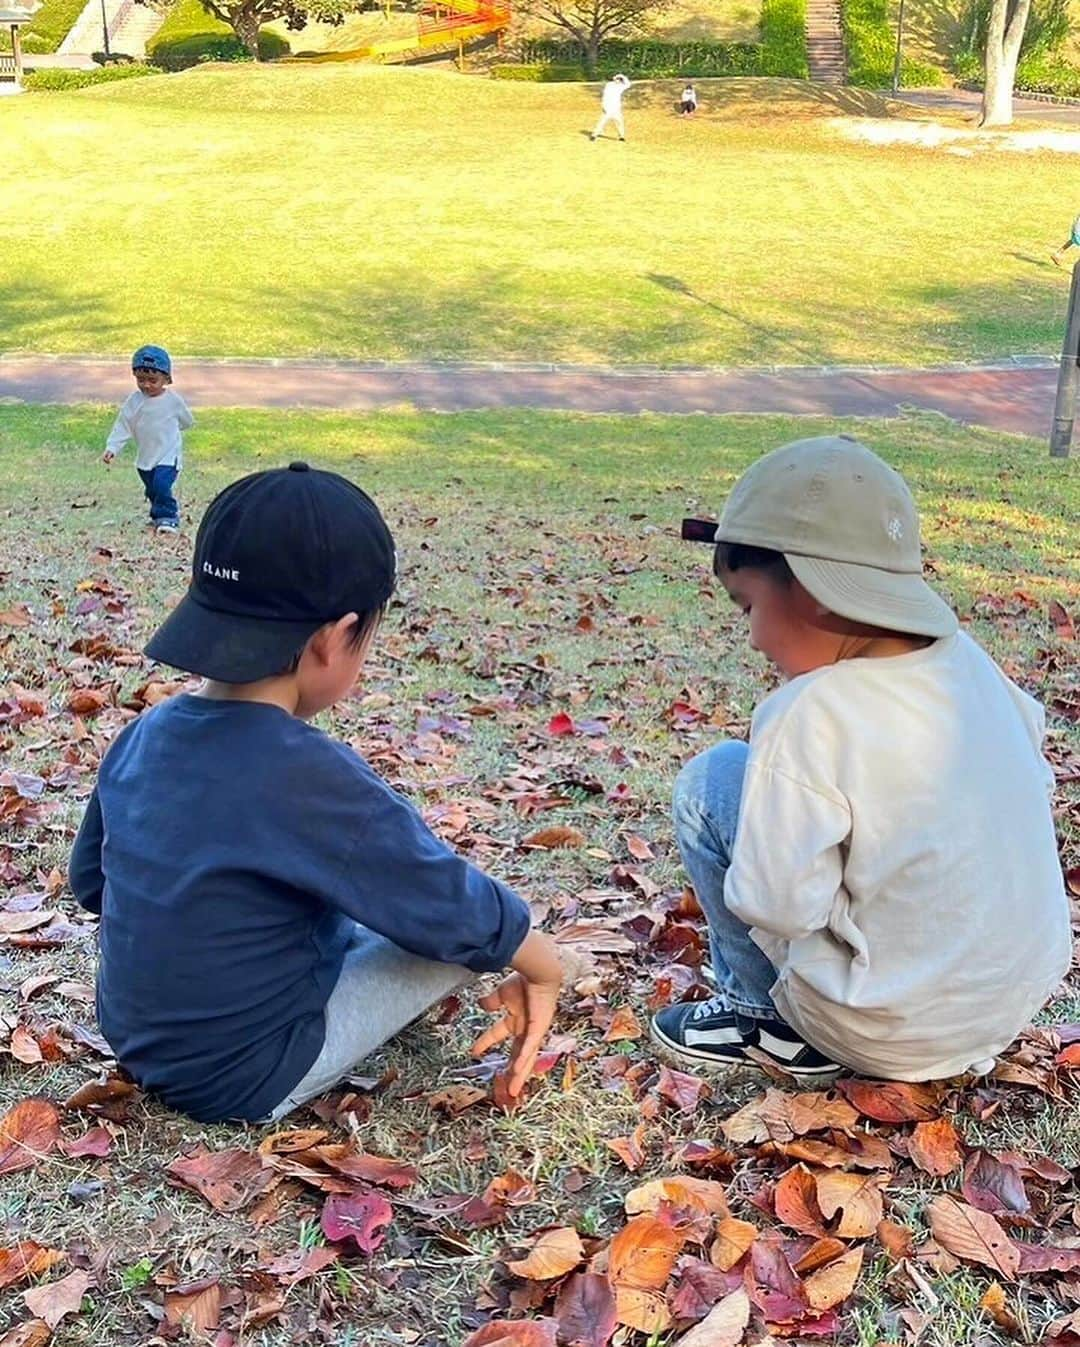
{"left": 803, "top": 1246, "right": 864, "bottom": 1310}
{"left": 0, "top": 605, "right": 32, "bottom": 628}
{"left": 613, "top": 1285, "right": 671, "bottom": 1335}
{"left": 673, "top": 1288, "right": 750, "bottom": 1346}
{"left": 836, "top": 1079, "right": 940, "bottom": 1123}
{"left": 710, "top": 1217, "right": 757, "bottom": 1271}
{"left": 9, "top": 1027, "right": 43, "bottom": 1066}
{"left": 792, "top": 1236, "right": 847, "bottom": 1275}
{"left": 980, "top": 1281, "right": 1021, "bottom": 1334}
{"left": 521, "top": 827, "right": 585, "bottom": 850}
{"left": 626, "top": 834, "right": 655, "bottom": 862}
{"left": 605, "top": 1131, "right": 645, "bottom": 1172}
{"left": 257, "top": 1128, "right": 329, "bottom": 1156}
{"left": 1050, "top": 600, "right": 1076, "bottom": 641}
{"left": 774, "top": 1165, "right": 828, "bottom": 1237}
{"left": 506, "top": 1227, "right": 584, "bottom": 1281}
{"left": 0, "top": 1321, "right": 52, "bottom": 1347}
{"left": 22, "top": 1270, "right": 91, "bottom": 1330}
{"left": 927, "top": 1196, "right": 1019, "bottom": 1280}
{"left": 66, "top": 689, "right": 110, "bottom": 717}
{"left": 163, "top": 1279, "right": 222, "bottom": 1333}
{"left": 0, "top": 1099, "right": 61, "bottom": 1176}
{"left": 624, "top": 1176, "right": 729, "bottom": 1218}
{"left": 604, "top": 1007, "right": 642, "bottom": 1043}
{"left": 909, "top": 1118, "right": 963, "bottom": 1177}
{"left": 815, "top": 1171, "right": 885, "bottom": 1239}
{"left": 462, "top": 1321, "right": 558, "bottom": 1347}
{"left": 608, "top": 1213, "right": 686, "bottom": 1291}
{"left": 877, "top": 1219, "right": 915, "bottom": 1261}
{"left": 0, "top": 1243, "right": 65, "bottom": 1290}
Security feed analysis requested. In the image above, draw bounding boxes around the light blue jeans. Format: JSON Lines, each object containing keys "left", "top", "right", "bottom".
{"left": 673, "top": 740, "right": 779, "bottom": 1020}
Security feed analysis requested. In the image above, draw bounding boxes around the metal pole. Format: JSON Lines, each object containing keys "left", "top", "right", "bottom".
{"left": 892, "top": 0, "right": 906, "bottom": 93}
{"left": 100, "top": 0, "right": 110, "bottom": 56}
{"left": 1050, "top": 258, "right": 1080, "bottom": 458}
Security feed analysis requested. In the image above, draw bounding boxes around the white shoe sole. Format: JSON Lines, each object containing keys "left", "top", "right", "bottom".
{"left": 648, "top": 1018, "right": 844, "bottom": 1087}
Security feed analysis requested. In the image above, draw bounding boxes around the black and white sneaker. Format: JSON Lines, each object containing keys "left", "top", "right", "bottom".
{"left": 650, "top": 995, "right": 842, "bottom": 1084}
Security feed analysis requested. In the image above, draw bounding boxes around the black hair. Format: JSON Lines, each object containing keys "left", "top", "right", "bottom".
{"left": 713, "top": 542, "right": 794, "bottom": 584}
{"left": 278, "top": 604, "right": 387, "bottom": 676}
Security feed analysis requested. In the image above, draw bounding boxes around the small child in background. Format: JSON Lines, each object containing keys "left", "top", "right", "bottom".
{"left": 103, "top": 345, "right": 193, "bottom": 534}
{"left": 680, "top": 82, "right": 699, "bottom": 115}
{"left": 1052, "top": 214, "right": 1080, "bottom": 268}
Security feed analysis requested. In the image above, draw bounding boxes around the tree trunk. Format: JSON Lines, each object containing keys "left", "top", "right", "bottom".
{"left": 979, "top": 0, "right": 1032, "bottom": 127}
{"left": 234, "top": 4, "right": 261, "bottom": 59}
{"left": 583, "top": 29, "right": 599, "bottom": 74}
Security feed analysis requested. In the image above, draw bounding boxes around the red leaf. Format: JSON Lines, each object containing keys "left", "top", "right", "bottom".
{"left": 61, "top": 1127, "right": 112, "bottom": 1159}
{"left": 836, "top": 1079, "right": 940, "bottom": 1123}
{"left": 260, "top": 1245, "right": 340, "bottom": 1286}
{"left": 547, "top": 714, "right": 576, "bottom": 737}
{"left": 310, "top": 1145, "right": 418, "bottom": 1190}
{"left": 962, "top": 1151, "right": 1031, "bottom": 1222}
{"left": 554, "top": 1273, "right": 617, "bottom": 1347}
{"left": 909, "top": 1118, "right": 964, "bottom": 1177}
{"left": 773, "top": 1165, "right": 827, "bottom": 1237}
{"left": 1050, "top": 600, "right": 1076, "bottom": 640}
{"left": 0, "top": 1099, "right": 61, "bottom": 1176}
{"left": 747, "top": 1237, "right": 808, "bottom": 1323}
{"left": 1015, "top": 1243, "right": 1080, "bottom": 1274}
{"left": 657, "top": 1064, "right": 709, "bottom": 1113}
{"left": 166, "top": 1147, "right": 273, "bottom": 1213}
{"left": 320, "top": 1190, "right": 393, "bottom": 1255}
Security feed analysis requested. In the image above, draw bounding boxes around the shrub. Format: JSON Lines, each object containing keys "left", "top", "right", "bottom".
{"left": 517, "top": 37, "right": 762, "bottom": 77}
{"left": 842, "top": 0, "right": 944, "bottom": 86}
{"left": 490, "top": 62, "right": 586, "bottom": 80}
{"left": 147, "top": 0, "right": 289, "bottom": 69}
{"left": 0, "top": 0, "right": 91, "bottom": 53}
{"left": 759, "top": 0, "right": 809, "bottom": 77}
{"left": 1014, "top": 51, "right": 1080, "bottom": 95}
{"left": 24, "top": 61, "right": 158, "bottom": 88}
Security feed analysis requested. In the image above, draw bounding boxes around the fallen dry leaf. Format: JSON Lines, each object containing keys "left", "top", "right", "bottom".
{"left": 0, "top": 1098, "right": 61, "bottom": 1176}
{"left": 877, "top": 1219, "right": 915, "bottom": 1261}
{"left": 709, "top": 1217, "right": 757, "bottom": 1271}
{"left": 625, "top": 1176, "right": 729, "bottom": 1218}
{"left": 61, "top": 1127, "right": 112, "bottom": 1160}
{"left": 166, "top": 1146, "right": 273, "bottom": 1213}
{"left": 962, "top": 1150, "right": 1031, "bottom": 1222}
{"left": 909, "top": 1118, "right": 964, "bottom": 1177}
{"left": 774, "top": 1165, "right": 828, "bottom": 1237}
{"left": 980, "top": 1281, "right": 1021, "bottom": 1334}
{"left": 605, "top": 1130, "right": 645, "bottom": 1172}
{"left": 521, "top": 826, "right": 585, "bottom": 850}
{"left": 0, "top": 1243, "right": 65, "bottom": 1290}
{"left": 0, "top": 1321, "right": 52, "bottom": 1347}
{"left": 163, "top": 1278, "right": 222, "bottom": 1333}
{"left": 927, "top": 1196, "right": 1019, "bottom": 1279}
{"left": 603, "top": 1006, "right": 642, "bottom": 1043}
{"left": 63, "top": 1076, "right": 139, "bottom": 1120}
{"left": 256, "top": 1128, "right": 329, "bottom": 1156}
{"left": 260, "top": 1245, "right": 339, "bottom": 1286}
{"left": 814, "top": 1171, "right": 885, "bottom": 1238}
{"left": 320, "top": 1190, "right": 393, "bottom": 1254}
{"left": 22, "top": 1270, "right": 91, "bottom": 1330}
{"left": 803, "top": 1246, "right": 864, "bottom": 1311}
{"left": 310, "top": 1143, "right": 418, "bottom": 1190}
{"left": 462, "top": 1321, "right": 558, "bottom": 1347}
{"left": 672, "top": 1287, "right": 750, "bottom": 1346}
{"left": 608, "top": 1212, "right": 686, "bottom": 1291}
{"left": 657, "top": 1064, "right": 709, "bottom": 1113}
{"left": 613, "top": 1285, "right": 671, "bottom": 1336}
{"left": 506, "top": 1227, "right": 584, "bottom": 1281}
{"left": 553, "top": 1273, "right": 617, "bottom": 1347}
{"left": 836, "top": 1079, "right": 940, "bottom": 1123}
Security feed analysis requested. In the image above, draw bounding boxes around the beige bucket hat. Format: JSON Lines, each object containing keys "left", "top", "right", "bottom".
{"left": 716, "top": 435, "right": 958, "bottom": 639}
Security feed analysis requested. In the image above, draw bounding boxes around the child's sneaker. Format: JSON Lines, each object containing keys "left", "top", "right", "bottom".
{"left": 156, "top": 520, "right": 180, "bottom": 534}
{"left": 650, "top": 995, "right": 843, "bottom": 1084}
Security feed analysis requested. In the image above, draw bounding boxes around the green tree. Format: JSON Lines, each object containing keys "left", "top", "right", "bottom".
{"left": 516, "top": 0, "right": 671, "bottom": 75}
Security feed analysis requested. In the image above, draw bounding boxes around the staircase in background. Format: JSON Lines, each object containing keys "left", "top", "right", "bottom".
{"left": 806, "top": 0, "right": 846, "bottom": 84}
{"left": 59, "top": 0, "right": 162, "bottom": 57}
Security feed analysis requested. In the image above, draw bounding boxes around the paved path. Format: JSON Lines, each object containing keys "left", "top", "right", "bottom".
{"left": 894, "top": 88, "right": 1080, "bottom": 126}
{"left": 0, "top": 355, "right": 1060, "bottom": 438}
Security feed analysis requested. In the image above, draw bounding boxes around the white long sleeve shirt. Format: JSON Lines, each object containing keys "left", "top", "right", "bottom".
{"left": 600, "top": 80, "right": 628, "bottom": 116}
{"left": 105, "top": 389, "right": 194, "bottom": 471}
{"left": 726, "top": 632, "right": 1070, "bottom": 1081}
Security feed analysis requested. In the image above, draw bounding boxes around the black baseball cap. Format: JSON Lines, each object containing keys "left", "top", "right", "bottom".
{"left": 145, "top": 462, "right": 397, "bottom": 683}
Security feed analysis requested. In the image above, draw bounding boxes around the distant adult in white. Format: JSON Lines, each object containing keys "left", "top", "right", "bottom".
{"left": 591, "top": 73, "right": 631, "bottom": 142}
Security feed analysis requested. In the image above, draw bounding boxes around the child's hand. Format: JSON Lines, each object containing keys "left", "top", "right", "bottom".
{"left": 472, "top": 972, "right": 560, "bottom": 1098}
{"left": 102, "top": 451, "right": 115, "bottom": 465}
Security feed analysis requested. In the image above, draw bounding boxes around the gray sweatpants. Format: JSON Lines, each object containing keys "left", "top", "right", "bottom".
{"left": 267, "top": 923, "right": 472, "bottom": 1121}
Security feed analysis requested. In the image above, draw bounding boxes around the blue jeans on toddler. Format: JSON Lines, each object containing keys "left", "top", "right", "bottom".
{"left": 137, "top": 464, "right": 179, "bottom": 525}
{"left": 673, "top": 739, "right": 779, "bottom": 1019}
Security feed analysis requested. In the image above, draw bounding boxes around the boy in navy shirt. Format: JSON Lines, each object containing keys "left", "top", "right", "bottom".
{"left": 69, "top": 463, "right": 563, "bottom": 1123}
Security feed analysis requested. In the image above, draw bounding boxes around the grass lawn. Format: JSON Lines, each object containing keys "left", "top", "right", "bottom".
{"left": 1, "top": 65, "right": 1075, "bottom": 369}
{"left": 0, "top": 405, "right": 1077, "bottom": 1346}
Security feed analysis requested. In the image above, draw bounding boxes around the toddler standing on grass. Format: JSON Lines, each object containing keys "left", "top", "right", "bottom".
{"left": 651, "top": 435, "right": 1070, "bottom": 1085}
{"left": 103, "top": 345, "right": 193, "bottom": 534}
{"left": 1052, "top": 214, "right": 1080, "bottom": 268}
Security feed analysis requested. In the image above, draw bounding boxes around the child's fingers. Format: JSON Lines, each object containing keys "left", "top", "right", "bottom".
{"left": 504, "top": 1022, "right": 547, "bottom": 1096}
{"left": 477, "top": 990, "right": 501, "bottom": 1013}
{"left": 470, "top": 1014, "right": 511, "bottom": 1058}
